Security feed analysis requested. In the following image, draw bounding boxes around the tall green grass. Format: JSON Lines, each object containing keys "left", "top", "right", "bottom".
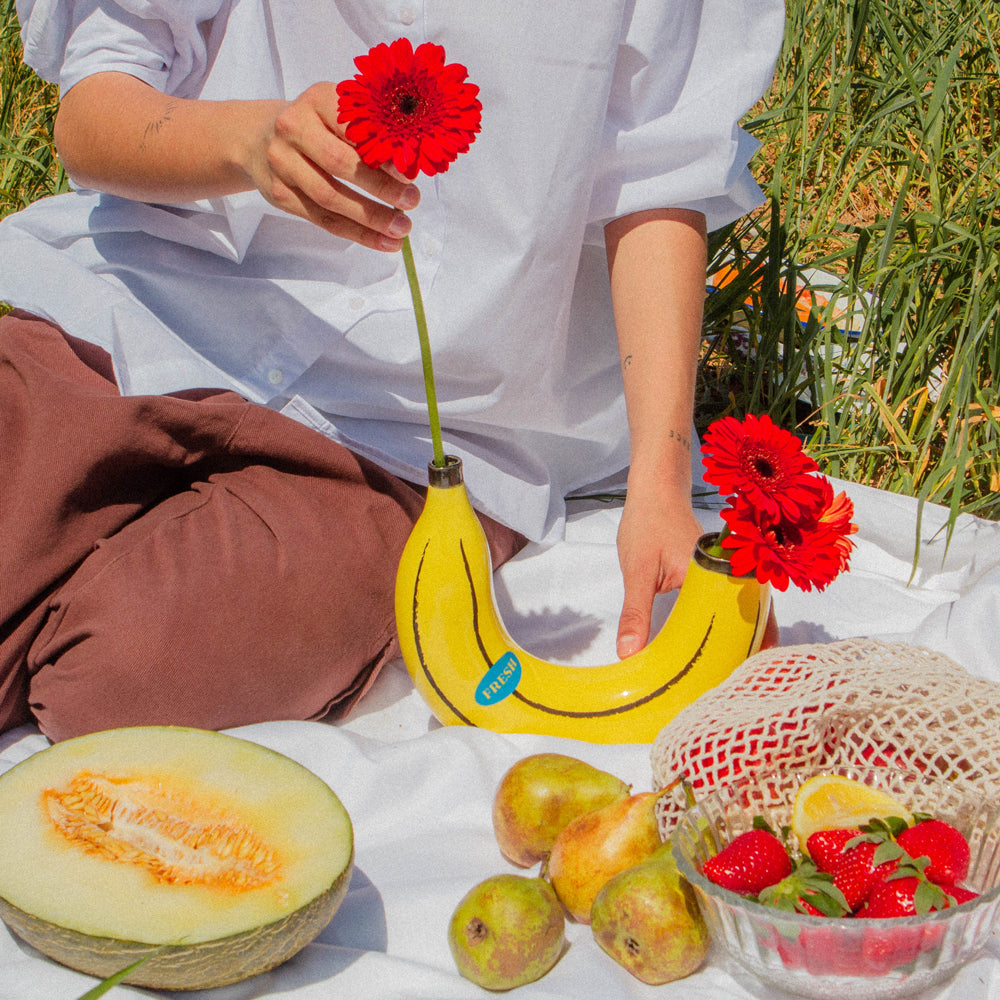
{"left": 1, "top": 0, "right": 66, "bottom": 215}
{"left": 704, "top": 0, "right": 1000, "bottom": 525}
{"left": 2, "top": 0, "right": 998, "bottom": 523}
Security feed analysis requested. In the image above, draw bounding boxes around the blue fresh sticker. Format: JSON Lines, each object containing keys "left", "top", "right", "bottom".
{"left": 475, "top": 651, "right": 522, "bottom": 706}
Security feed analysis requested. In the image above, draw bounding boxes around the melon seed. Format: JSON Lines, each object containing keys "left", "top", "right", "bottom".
{"left": 42, "top": 770, "right": 281, "bottom": 891}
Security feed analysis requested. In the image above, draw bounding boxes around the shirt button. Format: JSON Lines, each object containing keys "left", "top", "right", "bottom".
{"left": 423, "top": 237, "right": 438, "bottom": 258}
{"left": 349, "top": 295, "right": 366, "bottom": 311}
{"left": 399, "top": 7, "right": 415, "bottom": 24}
{"left": 267, "top": 368, "right": 284, "bottom": 386}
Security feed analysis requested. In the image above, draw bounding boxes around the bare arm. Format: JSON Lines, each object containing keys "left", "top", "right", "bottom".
{"left": 605, "top": 207, "right": 707, "bottom": 658}
{"left": 54, "top": 72, "right": 419, "bottom": 251}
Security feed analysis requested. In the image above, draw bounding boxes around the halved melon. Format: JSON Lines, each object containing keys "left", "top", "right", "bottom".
{"left": 0, "top": 726, "right": 354, "bottom": 990}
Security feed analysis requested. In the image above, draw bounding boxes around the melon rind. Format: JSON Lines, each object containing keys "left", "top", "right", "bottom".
{"left": 0, "top": 726, "right": 355, "bottom": 990}
{"left": 0, "top": 856, "right": 352, "bottom": 990}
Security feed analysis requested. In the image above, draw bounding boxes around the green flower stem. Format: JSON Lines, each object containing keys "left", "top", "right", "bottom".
{"left": 705, "top": 525, "right": 731, "bottom": 560}
{"left": 401, "top": 234, "right": 446, "bottom": 468}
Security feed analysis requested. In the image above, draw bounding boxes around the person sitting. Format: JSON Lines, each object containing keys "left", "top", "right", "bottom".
{"left": 0, "top": 1, "right": 785, "bottom": 740}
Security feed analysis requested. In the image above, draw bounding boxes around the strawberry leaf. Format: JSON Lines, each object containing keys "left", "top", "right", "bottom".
{"left": 801, "top": 884, "right": 851, "bottom": 917}
{"left": 914, "top": 878, "right": 946, "bottom": 914}
{"left": 753, "top": 815, "right": 777, "bottom": 835}
{"left": 890, "top": 854, "right": 930, "bottom": 879}
{"left": 884, "top": 815, "right": 911, "bottom": 838}
{"left": 873, "top": 840, "right": 905, "bottom": 866}
{"left": 845, "top": 831, "right": 884, "bottom": 850}
{"left": 758, "top": 860, "right": 850, "bottom": 917}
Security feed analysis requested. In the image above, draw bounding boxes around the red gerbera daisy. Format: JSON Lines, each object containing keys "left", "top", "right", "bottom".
{"left": 336, "top": 38, "right": 482, "bottom": 179}
{"left": 720, "top": 492, "right": 856, "bottom": 592}
{"left": 701, "top": 413, "right": 826, "bottom": 521}
{"left": 816, "top": 479, "right": 858, "bottom": 573}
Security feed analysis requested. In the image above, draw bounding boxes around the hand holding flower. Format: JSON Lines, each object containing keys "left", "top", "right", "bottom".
{"left": 247, "top": 82, "right": 421, "bottom": 251}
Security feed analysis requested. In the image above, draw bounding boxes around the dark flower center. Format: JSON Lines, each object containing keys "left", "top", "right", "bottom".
{"left": 767, "top": 520, "right": 806, "bottom": 552}
{"left": 395, "top": 90, "right": 422, "bottom": 116}
{"left": 741, "top": 443, "right": 781, "bottom": 484}
{"left": 374, "top": 75, "right": 445, "bottom": 137}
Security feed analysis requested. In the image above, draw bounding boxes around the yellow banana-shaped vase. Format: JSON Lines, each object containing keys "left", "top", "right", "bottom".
{"left": 394, "top": 457, "right": 771, "bottom": 744}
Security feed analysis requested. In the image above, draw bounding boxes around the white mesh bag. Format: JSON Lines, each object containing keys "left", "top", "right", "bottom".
{"left": 650, "top": 638, "right": 1000, "bottom": 836}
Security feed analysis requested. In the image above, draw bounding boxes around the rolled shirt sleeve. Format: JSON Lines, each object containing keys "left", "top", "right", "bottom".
{"left": 17, "top": 0, "right": 226, "bottom": 95}
{"left": 587, "top": 0, "right": 786, "bottom": 236}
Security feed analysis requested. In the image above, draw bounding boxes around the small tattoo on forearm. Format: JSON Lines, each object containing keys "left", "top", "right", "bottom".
{"left": 668, "top": 427, "right": 691, "bottom": 450}
{"left": 622, "top": 354, "right": 633, "bottom": 370}
{"left": 139, "top": 100, "right": 178, "bottom": 151}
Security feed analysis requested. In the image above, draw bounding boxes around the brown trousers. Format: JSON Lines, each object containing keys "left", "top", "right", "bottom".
{"left": 0, "top": 311, "right": 526, "bottom": 741}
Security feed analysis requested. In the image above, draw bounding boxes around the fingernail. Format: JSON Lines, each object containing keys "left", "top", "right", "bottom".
{"left": 617, "top": 635, "right": 640, "bottom": 659}
{"left": 388, "top": 213, "right": 412, "bottom": 237}
{"left": 398, "top": 185, "right": 420, "bottom": 210}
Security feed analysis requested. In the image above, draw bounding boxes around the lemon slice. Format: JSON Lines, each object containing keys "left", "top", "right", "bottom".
{"left": 791, "top": 774, "right": 914, "bottom": 851}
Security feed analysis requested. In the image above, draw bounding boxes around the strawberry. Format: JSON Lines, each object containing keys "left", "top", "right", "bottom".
{"left": 860, "top": 921, "right": 936, "bottom": 975}
{"left": 772, "top": 930, "right": 807, "bottom": 970}
{"left": 703, "top": 828, "right": 792, "bottom": 896}
{"left": 805, "top": 827, "right": 860, "bottom": 873}
{"left": 858, "top": 873, "right": 950, "bottom": 918}
{"left": 856, "top": 873, "right": 952, "bottom": 973}
{"left": 802, "top": 926, "right": 863, "bottom": 977}
{"left": 772, "top": 925, "right": 861, "bottom": 978}
{"left": 942, "top": 884, "right": 979, "bottom": 907}
{"left": 772, "top": 918, "right": 932, "bottom": 979}
{"left": 833, "top": 837, "right": 902, "bottom": 911}
{"left": 896, "top": 818, "right": 971, "bottom": 885}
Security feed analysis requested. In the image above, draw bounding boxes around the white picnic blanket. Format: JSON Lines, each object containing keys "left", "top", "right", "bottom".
{"left": 2, "top": 477, "right": 1000, "bottom": 1000}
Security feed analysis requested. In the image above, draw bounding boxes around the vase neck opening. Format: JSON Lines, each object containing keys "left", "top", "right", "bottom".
{"left": 428, "top": 455, "right": 464, "bottom": 488}
{"left": 694, "top": 533, "right": 739, "bottom": 575}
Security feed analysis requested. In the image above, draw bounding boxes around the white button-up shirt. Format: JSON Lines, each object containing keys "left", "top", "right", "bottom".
{"left": 3, "top": 0, "right": 785, "bottom": 543}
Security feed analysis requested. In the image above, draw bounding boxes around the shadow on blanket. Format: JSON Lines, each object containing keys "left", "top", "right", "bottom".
{"left": 163, "top": 868, "right": 387, "bottom": 1000}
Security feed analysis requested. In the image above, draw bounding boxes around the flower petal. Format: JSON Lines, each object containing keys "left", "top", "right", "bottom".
{"left": 337, "top": 38, "right": 481, "bottom": 176}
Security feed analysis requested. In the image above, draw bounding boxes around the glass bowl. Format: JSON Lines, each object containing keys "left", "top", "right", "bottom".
{"left": 671, "top": 765, "right": 1000, "bottom": 999}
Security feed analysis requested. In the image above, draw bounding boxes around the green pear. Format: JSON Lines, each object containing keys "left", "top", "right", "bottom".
{"left": 448, "top": 874, "right": 566, "bottom": 991}
{"left": 546, "top": 788, "right": 668, "bottom": 924}
{"left": 590, "top": 843, "right": 709, "bottom": 985}
{"left": 492, "top": 753, "right": 630, "bottom": 867}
